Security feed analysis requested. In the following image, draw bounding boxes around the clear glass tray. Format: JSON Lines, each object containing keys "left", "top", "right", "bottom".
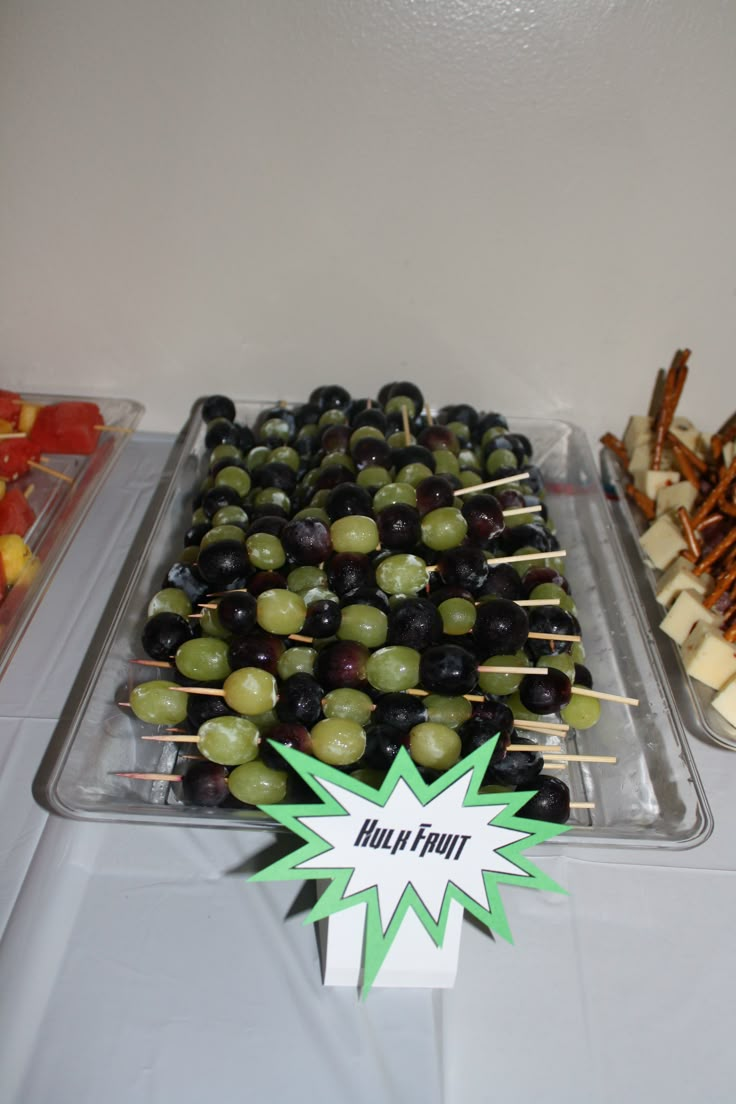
{"left": 0, "top": 392, "right": 143, "bottom": 680}
{"left": 36, "top": 403, "right": 712, "bottom": 849}
{"left": 601, "top": 446, "right": 736, "bottom": 752}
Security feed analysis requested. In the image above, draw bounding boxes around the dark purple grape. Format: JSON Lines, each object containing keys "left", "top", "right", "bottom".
{"left": 427, "top": 584, "right": 473, "bottom": 607}
{"left": 435, "top": 547, "right": 488, "bottom": 593}
{"left": 391, "top": 445, "right": 436, "bottom": 473}
{"left": 259, "top": 723, "right": 312, "bottom": 769}
{"left": 471, "top": 699, "right": 515, "bottom": 740}
{"left": 314, "top": 641, "right": 370, "bottom": 690}
{"left": 473, "top": 599, "right": 529, "bottom": 655}
{"left": 460, "top": 493, "right": 504, "bottom": 545}
{"left": 186, "top": 693, "right": 234, "bottom": 729}
{"left": 182, "top": 761, "right": 230, "bottom": 806}
{"left": 217, "top": 591, "right": 257, "bottom": 635}
{"left": 311, "top": 384, "right": 352, "bottom": 411}
{"left": 351, "top": 436, "right": 391, "bottom": 470}
{"left": 506, "top": 433, "right": 533, "bottom": 462}
{"left": 326, "top": 553, "right": 375, "bottom": 596}
{"left": 438, "top": 403, "right": 479, "bottom": 430}
{"left": 516, "top": 776, "right": 570, "bottom": 823}
{"left": 326, "top": 483, "right": 373, "bottom": 520}
{"left": 320, "top": 424, "right": 352, "bottom": 454}
{"left": 500, "top": 523, "right": 556, "bottom": 554}
{"left": 246, "top": 516, "right": 288, "bottom": 539}
{"left": 198, "top": 541, "right": 249, "bottom": 589}
{"left": 373, "top": 693, "right": 428, "bottom": 731}
{"left": 281, "top": 517, "right": 332, "bottom": 565}
{"left": 254, "top": 462, "right": 297, "bottom": 494}
{"left": 201, "top": 485, "right": 242, "bottom": 519}
{"left": 417, "top": 425, "right": 459, "bottom": 454}
{"left": 527, "top": 607, "right": 578, "bottom": 659}
{"left": 184, "top": 522, "right": 210, "bottom": 547}
{"left": 142, "top": 613, "right": 196, "bottom": 661}
{"left": 163, "top": 562, "right": 210, "bottom": 604}
{"left": 574, "top": 664, "right": 594, "bottom": 689}
{"left": 519, "top": 669, "right": 572, "bottom": 714}
{"left": 478, "top": 564, "right": 525, "bottom": 601}
{"left": 228, "top": 632, "right": 285, "bottom": 675}
{"left": 247, "top": 571, "right": 288, "bottom": 596}
{"left": 387, "top": 381, "right": 424, "bottom": 412}
{"left": 250, "top": 502, "right": 289, "bottom": 522}
{"left": 415, "top": 475, "right": 455, "bottom": 517}
{"left": 314, "top": 464, "right": 354, "bottom": 491}
{"left": 237, "top": 424, "right": 256, "bottom": 452}
{"left": 341, "top": 586, "right": 391, "bottom": 614}
{"left": 376, "top": 504, "right": 422, "bottom": 550}
{"left": 363, "top": 724, "right": 404, "bottom": 770}
{"left": 521, "top": 566, "right": 570, "bottom": 596}
{"left": 295, "top": 402, "right": 321, "bottom": 428}
{"left": 387, "top": 597, "right": 443, "bottom": 650}
{"left": 352, "top": 407, "right": 388, "bottom": 433}
{"left": 458, "top": 717, "right": 509, "bottom": 761}
{"left": 275, "top": 674, "right": 324, "bottom": 726}
{"left": 523, "top": 465, "right": 545, "bottom": 495}
{"left": 202, "top": 395, "right": 236, "bottom": 423}
{"left": 486, "top": 735, "right": 543, "bottom": 787}
{"left": 496, "top": 488, "right": 526, "bottom": 510}
{"left": 419, "top": 644, "right": 477, "bottom": 695}
{"left": 303, "top": 599, "right": 342, "bottom": 638}
{"left": 204, "top": 418, "right": 240, "bottom": 449}
{"left": 476, "top": 412, "right": 508, "bottom": 436}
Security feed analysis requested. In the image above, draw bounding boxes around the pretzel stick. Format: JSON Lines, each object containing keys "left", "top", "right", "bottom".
{"left": 600, "top": 433, "right": 629, "bottom": 469}
{"left": 691, "top": 456, "right": 736, "bottom": 528}
{"left": 625, "top": 483, "right": 656, "bottom": 521}
{"left": 704, "top": 567, "right": 736, "bottom": 609}
{"left": 677, "top": 508, "right": 701, "bottom": 558}
{"left": 694, "top": 526, "right": 736, "bottom": 576}
{"left": 665, "top": 431, "right": 707, "bottom": 474}
{"left": 652, "top": 350, "right": 690, "bottom": 470}
{"left": 670, "top": 440, "right": 700, "bottom": 488}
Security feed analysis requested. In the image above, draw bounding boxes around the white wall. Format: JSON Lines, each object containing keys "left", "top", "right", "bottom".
{"left": 1, "top": 0, "right": 734, "bottom": 440}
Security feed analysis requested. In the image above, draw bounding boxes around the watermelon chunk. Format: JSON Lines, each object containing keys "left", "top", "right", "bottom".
{"left": 29, "top": 402, "right": 102, "bottom": 454}
{"left": 0, "top": 390, "right": 20, "bottom": 426}
{"left": 0, "top": 438, "right": 40, "bottom": 480}
{"left": 0, "top": 488, "right": 36, "bottom": 536}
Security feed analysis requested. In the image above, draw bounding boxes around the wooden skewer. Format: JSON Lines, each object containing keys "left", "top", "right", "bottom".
{"left": 486, "top": 549, "right": 567, "bottom": 567}
{"left": 115, "top": 772, "right": 182, "bottom": 782}
{"left": 502, "top": 504, "right": 542, "bottom": 517}
{"left": 515, "top": 720, "right": 569, "bottom": 734}
{"left": 131, "top": 658, "right": 173, "bottom": 667}
{"left": 168, "top": 686, "right": 225, "bottom": 697}
{"left": 142, "top": 734, "right": 199, "bottom": 743}
{"left": 454, "top": 473, "right": 530, "bottom": 495}
{"left": 28, "top": 460, "right": 73, "bottom": 483}
{"left": 94, "top": 424, "right": 133, "bottom": 433}
{"left": 24, "top": 483, "right": 34, "bottom": 498}
{"left": 508, "top": 744, "right": 563, "bottom": 753}
{"left": 513, "top": 598, "right": 561, "bottom": 607}
{"left": 571, "top": 686, "right": 639, "bottom": 706}
{"left": 527, "top": 631, "right": 581, "bottom": 643}
{"left": 0, "top": 432, "right": 27, "bottom": 439}
{"left": 570, "top": 802, "right": 595, "bottom": 810}
{"left": 401, "top": 404, "right": 411, "bottom": 446}
{"left": 405, "top": 688, "right": 485, "bottom": 703}
{"left": 478, "top": 665, "right": 550, "bottom": 675}
{"left": 424, "top": 404, "right": 434, "bottom": 426}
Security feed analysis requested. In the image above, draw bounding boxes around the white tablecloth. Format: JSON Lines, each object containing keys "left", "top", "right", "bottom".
{"left": 0, "top": 435, "right": 734, "bottom": 1104}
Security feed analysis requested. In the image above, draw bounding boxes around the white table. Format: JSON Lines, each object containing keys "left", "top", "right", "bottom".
{"left": 1, "top": 435, "right": 734, "bottom": 1104}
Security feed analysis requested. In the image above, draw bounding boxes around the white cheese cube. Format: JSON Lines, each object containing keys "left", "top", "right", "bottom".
{"left": 623, "top": 415, "right": 653, "bottom": 458}
{"left": 655, "top": 557, "right": 713, "bottom": 607}
{"left": 628, "top": 443, "right": 653, "bottom": 474}
{"left": 639, "top": 513, "right": 687, "bottom": 570}
{"left": 655, "top": 480, "right": 698, "bottom": 517}
{"left": 681, "top": 623, "right": 736, "bottom": 691}
{"left": 633, "top": 469, "right": 681, "bottom": 502}
{"left": 712, "top": 674, "right": 736, "bottom": 728}
{"left": 669, "top": 417, "right": 700, "bottom": 454}
{"left": 660, "top": 590, "right": 721, "bottom": 646}
{"left": 723, "top": 440, "right": 735, "bottom": 467}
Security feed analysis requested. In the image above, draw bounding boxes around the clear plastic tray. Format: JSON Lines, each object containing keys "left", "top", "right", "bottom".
{"left": 36, "top": 402, "right": 712, "bottom": 849}
{"left": 601, "top": 446, "right": 736, "bottom": 752}
{"left": 0, "top": 392, "right": 143, "bottom": 680}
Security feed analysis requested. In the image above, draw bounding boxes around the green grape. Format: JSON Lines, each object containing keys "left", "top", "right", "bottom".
{"left": 209, "top": 443, "right": 242, "bottom": 467}
{"left": 320, "top": 452, "right": 355, "bottom": 473}
{"left": 130, "top": 680, "right": 188, "bottom": 726}
{"left": 301, "top": 586, "right": 339, "bottom": 607}
{"left": 366, "top": 646, "right": 420, "bottom": 692}
{"left": 254, "top": 488, "right": 291, "bottom": 514}
{"left": 385, "top": 394, "right": 418, "bottom": 417}
{"left": 200, "top": 605, "right": 231, "bottom": 640}
{"left": 309, "top": 489, "right": 331, "bottom": 508}
{"left": 256, "top": 589, "right": 306, "bottom": 635}
{"left": 438, "top": 597, "right": 476, "bottom": 636}
{"left": 292, "top": 507, "right": 330, "bottom": 525}
{"left": 396, "top": 462, "right": 433, "bottom": 487}
{"left": 288, "top": 566, "right": 327, "bottom": 594}
{"left": 318, "top": 409, "right": 348, "bottom": 428}
{"left": 175, "top": 637, "right": 232, "bottom": 682}
{"left": 199, "top": 476, "right": 214, "bottom": 495}
{"left": 147, "top": 588, "right": 193, "bottom": 619}
{"left": 198, "top": 715, "right": 260, "bottom": 765}
{"left": 214, "top": 466, "right": 252, "bottom": 497}
{"left": 349, "top": 767, "right": 384, "bottom": 789}
{"left": 571, "top": 641, "right": 586, "bottom": 664}
{"left": 200, "top": 524, "right": 247, "bottom": 550}
{"left": 212, "top": 505, "right": 249, "bottom": 528}
{"left": 228, "top": 760, "right": 288, "bottom": 804}
{"left": 179, "top": 546, "right": 200, "bottom": 565}
{"left": 506, "top": 689, "right": 542, "bottom": 722}
{"left": 337, "top": 604, "right": 388, "bottom": 648}
{"left": 481, "top": 426, "right": 508, "bottom": 448}
{"left": 330, "top": 515, "right": 379, "bottom": 554}
{"left": 424, "top": 694, "right": 473, "bottom": 729}
{"left": 372, "top": 482, "right": 417, "bottom": 511}
{"left": 269, "top": 445, "right": 300, "bottom": 471}
{"left": 541, "top": 652, "right": 576, "bottom": 681}
{"left": 530, "top": 583, "right": 568, "bottom": 604}
{"left": 408, "top": 722, "right": 461, "bottom": 770}
{"left": 561, "top": 693, "right": 601, "bottom": 730}
{"left": 257, "top": 417, "right": 291, "bottom": 444}
{"left": 478, "top": 651, "right": 529, "bottom": 695}
{"left": 311, "top": 718, "right": 366, "bottom": 765}
{"left": 191, "top": 507, "right": 207, "bottom": 526}
{"left": 322, "top": 688, "right": 374, "bottom": 725}
{"left": 350, "top": 425, "right": 384, "bottom": 447}
{"left": 420, "top": 507, "right": 468, "bottom": 551}
{"left": 511, "top": 546, "right": 549, "bottom": 576}
{"left": 223, "top": 668, "right": 279, "bottom": 715}
{"left": 447, "top": 421, "right": 471, "bottom": 443}
{"left": 485, "top": 449, "right": 518, "bottom": 476}
{"left": 458, "top": 449, "right": 482, "bottom": 471}
{"left": 246, "top": 533, "right": 286, "bottom": 570}
{"left": 504, "top": 509, "right": 539, "bottom": 528}
{"left": 559, "top": 593, "right": 577, "bottom": 615}
{"left": 245, "top": 445, "right": 271, "bottom": 473}
{"left": 357, "top": 466, "right": 391, "bottom": 489}
{"left": 457, "top": 468, "right": 483, "bottom": 487}
{"left": 433, "top": 451, "right": 460, "bottom": 477}
{"left": 277, "top": 646, "right": 317, "bottom": 679}
{"left": 248, "top": 707, "right": 279, "bottom": 733}
{"left": 387, "top": 430, "right": 413, "bottom": 449}
{"left": 375, "top": 554, "right": 428, "bottom": 595}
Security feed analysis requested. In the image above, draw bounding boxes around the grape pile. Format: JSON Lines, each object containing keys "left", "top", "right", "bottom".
{"left": 127, "top": 384, "right": 606, "bottom": 824}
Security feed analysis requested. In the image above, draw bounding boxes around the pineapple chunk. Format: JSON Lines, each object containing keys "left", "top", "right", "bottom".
{"left": 17, "top": 403, "right": 41, "bottom": 434}
{"left": 0, "top": 534, "right": 33, "bottom": 585}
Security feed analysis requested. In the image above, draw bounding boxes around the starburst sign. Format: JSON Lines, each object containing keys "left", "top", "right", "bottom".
{"left": 251, "top": 737, "right": 570, "bottom": 995}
